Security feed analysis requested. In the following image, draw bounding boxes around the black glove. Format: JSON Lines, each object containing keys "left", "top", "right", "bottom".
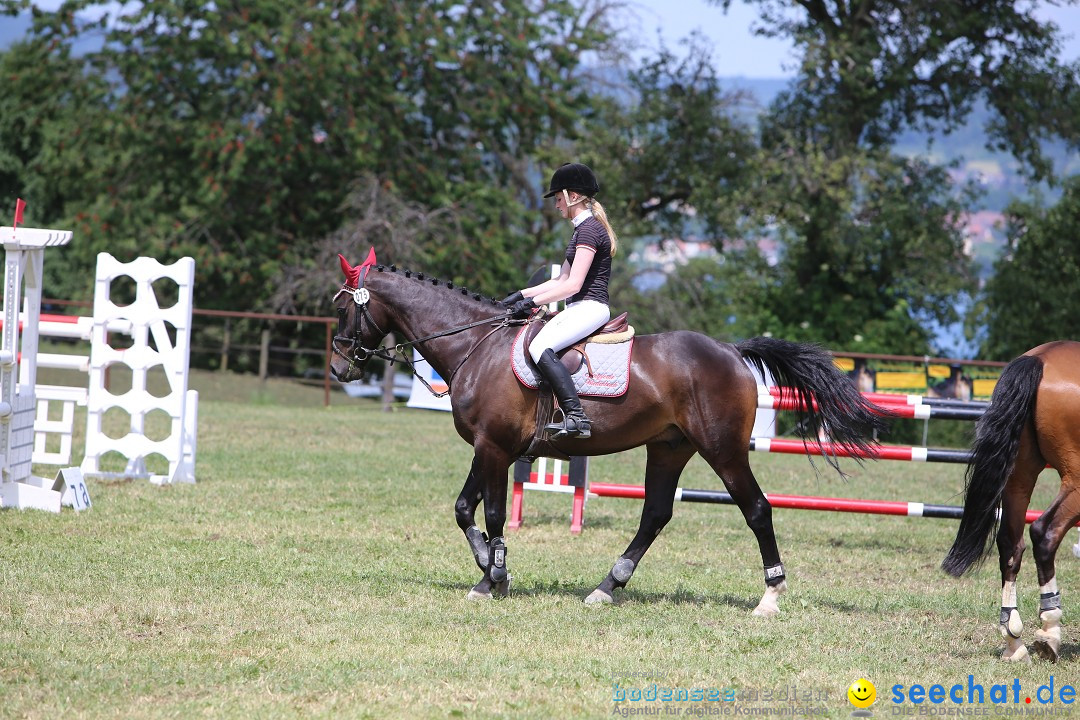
{"left": 509, "top": 298, "right": 537, "bottom": 318}
{"left": 500, "top": 290, "right": 525, "bottom": 305}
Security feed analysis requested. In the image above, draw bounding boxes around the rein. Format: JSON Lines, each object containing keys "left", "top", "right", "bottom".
{"left": 332, "top": 283, "right": 523, "bottom": 398}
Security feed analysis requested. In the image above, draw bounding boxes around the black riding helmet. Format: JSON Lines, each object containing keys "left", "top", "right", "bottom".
{"left": 543, "top": 162, "right": 599, "bottom": 198}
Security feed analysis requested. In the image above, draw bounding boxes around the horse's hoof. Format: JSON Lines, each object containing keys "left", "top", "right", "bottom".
{"left": 493, "top": 578, "right": 511, "bottom": 598}
{"left": 1032, "top": 635, "right": 1060, "bottom": 663}
{"left": 466, "top": 588, "right": 492, "bottom": 601}
{"left": 1001, "top": 644, "right": 1031, "bottom": 663}
{"left": 752, "top": 581, "right": 786, "bottom": 617}
{"left": 584, "top": 589, "right": 614, "bottom": 605}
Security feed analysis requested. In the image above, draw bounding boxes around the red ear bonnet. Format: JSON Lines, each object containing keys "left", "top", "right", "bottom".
{"left": 339, "top": 254, "right": 361, "bottom": 289}
{"left": 338, "top": 247, "right": 377, "bottom": 289}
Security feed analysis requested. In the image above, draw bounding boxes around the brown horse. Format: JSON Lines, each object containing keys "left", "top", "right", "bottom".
{"left": 331, "top": 251, "right": 890, "bottom": 613}
{"left": 943, "top": 341, "right": 1080, "bottom": 662}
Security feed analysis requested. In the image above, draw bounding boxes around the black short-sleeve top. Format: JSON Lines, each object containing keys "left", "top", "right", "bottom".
{"left": 565, "top": 216, "right": 611, "bottom": 305}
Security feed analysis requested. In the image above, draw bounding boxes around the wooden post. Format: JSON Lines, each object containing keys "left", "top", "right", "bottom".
{"left": 258, "top": 327, "right": 270, "bottom": 381}
{"left": 221, "top": 317, "right": 230, "bottom": 372}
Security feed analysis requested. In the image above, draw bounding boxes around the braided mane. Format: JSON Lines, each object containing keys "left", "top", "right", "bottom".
{"left": 369, "top": 263, "right": 503, "bottom": 306}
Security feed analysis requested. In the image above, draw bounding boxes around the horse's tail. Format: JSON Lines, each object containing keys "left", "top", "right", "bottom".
{"left": 736, "top": 336, "right": 891, "bottom": 474}
{"left": 941, "top": 354, "right": 1043, "bottom": 577}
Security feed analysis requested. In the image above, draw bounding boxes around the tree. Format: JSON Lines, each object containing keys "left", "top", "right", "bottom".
{"left": 0, "top": 4, "right": 116, "bottom": 296}
{"left": 583, "top": 42, "right": 762, "bottom": 241}
{"left": 748, "top": 140, "right": 980, "bottom": 353}
{"left": 611, "top": 250, "right": 780, "bottom": 340}
{"left": 0, "top": 0, "right": 627, "bottom": 309}
{"left": 976, "top": 175, "right": 1080, "bottom": 360}
{"left": 695, "top": 0, "right": 1080, "bottom": 354}
{"left": 272, "top": 174, "right": 475, "bottom": 315}
{"left": 728, "top": 0, "right": 1080, "bottom": 176}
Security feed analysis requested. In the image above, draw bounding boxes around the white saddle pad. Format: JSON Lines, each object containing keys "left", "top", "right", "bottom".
{"left": 510, "top": 325, "right": 632, "bottom": 397}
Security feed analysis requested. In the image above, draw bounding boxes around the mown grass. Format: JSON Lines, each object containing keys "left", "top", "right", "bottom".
{"left": 2, "top": 373, "right": 1078, "bottom": 719}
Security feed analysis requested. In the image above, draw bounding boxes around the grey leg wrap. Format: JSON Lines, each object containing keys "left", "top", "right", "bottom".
{"left": 1040, "top": 591, "right": 1062, "bottom": 612}
{"left": 489, "top": 536, "right": 508, "bottom": 583}
{"left": 465, "top": 525, "right": 489, "bottom": 571}
{"left": 612, "top": 557, "right": 636, "bottom": 584}
{"left": 1000, "top": 607, "right": 1023, "bottom": 638}
{"left": 764, "top": 563, "right": 785, "bottom": 586}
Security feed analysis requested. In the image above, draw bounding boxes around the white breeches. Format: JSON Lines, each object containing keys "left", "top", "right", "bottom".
{"left": 528, "top": 300, "right": 610, "bottom": 363}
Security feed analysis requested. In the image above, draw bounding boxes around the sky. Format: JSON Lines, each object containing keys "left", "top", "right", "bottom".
{"left": 10, "top": 1, "right": 1080, "bottom": 78}
{"left": 628, "top": 0, "right": 1080, "bottom": 78}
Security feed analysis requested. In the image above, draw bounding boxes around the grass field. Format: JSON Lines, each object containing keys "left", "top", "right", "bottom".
{"left": 2, "top": 371, "right": 1078, "bottom": 719}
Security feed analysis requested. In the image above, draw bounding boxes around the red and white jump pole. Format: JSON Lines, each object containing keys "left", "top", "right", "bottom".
{"left": 758, "top": 385, "right": 988, "bottom": 421}
{"left": 588, "top": 482, "right": 1079, "bottom": 526}
{"left": 748, "top": 437, "right": 971, "bottom": 463}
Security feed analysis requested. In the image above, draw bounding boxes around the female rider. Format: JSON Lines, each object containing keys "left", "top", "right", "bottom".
{"left": 503, "top": 162, "right": 619, "bottom": 439}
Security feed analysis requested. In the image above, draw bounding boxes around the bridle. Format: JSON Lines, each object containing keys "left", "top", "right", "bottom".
{"left": 332, "top": 282, "right": 390, "bottom": 368}
{"left": 331, "top": 277, "right": 523, "bottom": 398}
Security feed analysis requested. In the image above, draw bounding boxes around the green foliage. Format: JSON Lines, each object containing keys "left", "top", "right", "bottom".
{"left": 752, "top": 147, "right": 979, "bottom": 353}
{"left": 586, "top": 42, "right": 762, "bottom": 240}
{"left": 2, "top": 0, "right": 620, "bottom": 309}
{"left": 739, "top": 0, "right": 1080, "bottom": 178}
{"left": 977, "top": 176, "right": 1080, "bottom": 360}
{"left": 613, "top": 251, "right": 779, "bottom": 341}
{"left": 272, "top": 176, "right": 538, "bottom": 316}
{"left": 690, "top": 0, "right": 1079, "bottom": 354}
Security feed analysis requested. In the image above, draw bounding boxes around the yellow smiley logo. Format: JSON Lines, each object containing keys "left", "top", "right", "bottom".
{"left": 848, "top": 678, "right": 876, "bottom": 709}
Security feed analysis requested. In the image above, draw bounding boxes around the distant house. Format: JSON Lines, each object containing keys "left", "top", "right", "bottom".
{"left": 629, "top": 238, "right": 719, "bottom": 274}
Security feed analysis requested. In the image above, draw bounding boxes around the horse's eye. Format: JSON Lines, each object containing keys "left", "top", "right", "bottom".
{"left": 336, "top": 307, "right": 347, "bottom": 333}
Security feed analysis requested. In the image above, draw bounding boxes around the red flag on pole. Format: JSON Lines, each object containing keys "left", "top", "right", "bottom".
{"left": 13, "top": 198, "right": 25, "bottom": 229}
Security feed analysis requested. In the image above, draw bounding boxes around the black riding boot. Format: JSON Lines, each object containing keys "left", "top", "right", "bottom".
{"left": 535, "top": 348, "right": 591, "bottom": 439}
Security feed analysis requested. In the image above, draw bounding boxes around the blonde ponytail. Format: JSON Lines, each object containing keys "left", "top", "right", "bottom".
{"left": 589, "top": 199, "right": 619, "bottom": 257}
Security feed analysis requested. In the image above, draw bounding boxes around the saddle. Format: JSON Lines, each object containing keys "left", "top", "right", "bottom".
{"left": 520, "top": 311, "right": 632, "bottom": 375}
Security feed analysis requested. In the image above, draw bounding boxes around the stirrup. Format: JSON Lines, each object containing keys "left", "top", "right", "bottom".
{"left": 545, "top": 414, "right": 591, "bottom": 439}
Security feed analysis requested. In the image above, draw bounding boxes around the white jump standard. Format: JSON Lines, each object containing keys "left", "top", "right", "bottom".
{"left": 0, "top": 224, "right": 73, "bottom": 511}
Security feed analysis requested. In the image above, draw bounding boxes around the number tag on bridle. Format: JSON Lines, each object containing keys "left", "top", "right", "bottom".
{"left": 353, "top": 288, "right": 370, "bottom": 306}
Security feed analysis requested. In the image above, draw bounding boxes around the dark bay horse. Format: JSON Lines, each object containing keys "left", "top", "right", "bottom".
{"left": 943, "top": 341, "right": 1080, "bottom": 662}
{"left": 331, "top": 251, "right": 890, "bottom": 614}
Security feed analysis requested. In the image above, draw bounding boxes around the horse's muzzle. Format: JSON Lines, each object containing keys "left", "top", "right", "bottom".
{"left": 330, "top": 353, "right": 368, "bottom": 383}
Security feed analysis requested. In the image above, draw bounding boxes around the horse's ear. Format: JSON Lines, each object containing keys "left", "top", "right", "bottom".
{"left": 338, "top": 254, "right": 361, "bottom": 289}
{"left": 361, "top": 246, "right": 376, "bottom": 268}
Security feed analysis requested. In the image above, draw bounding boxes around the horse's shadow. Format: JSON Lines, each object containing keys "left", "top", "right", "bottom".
{"left": 1055, "top": 644, "right": 1079, "bottom": 662}
{"left": 975, "top": 643, "right": 1079, "bottom": 662}
{"left": 430, "top": 575, "right": 865, "bottom": 614}
{"left": 429, "top": 575, "right": 738, "bottom": 607}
